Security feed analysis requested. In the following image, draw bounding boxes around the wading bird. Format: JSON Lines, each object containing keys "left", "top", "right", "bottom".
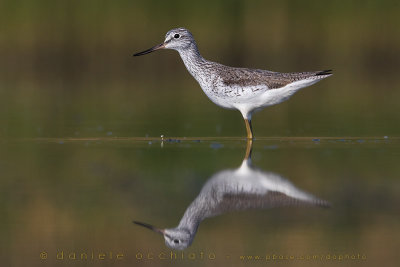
{"left": 134, "top": 28, "right": 332, "bottom": 139}
{"left": 133, "top": 141, "right": 330, "bottom": 250}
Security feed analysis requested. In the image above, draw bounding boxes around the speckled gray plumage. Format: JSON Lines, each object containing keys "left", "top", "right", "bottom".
{"left": 133, "top": 140, "right": 331, "bottom": 249}
{"left": 219, "top": 68, "right": 332, "bottom": 89}
{"left": 168, "top": 28, "right": 331, "bottom": 89}
{"left": 172, "top": 29, "right": 331, "bottom": 103}
{"left": 136, "top": 153, "right": 330, "bottom": 250}
{"left": 176, "top": 158, "right": 330, "bottom": 232}
{"left": 133, "top": 27, "right": 332, "bottom": 135}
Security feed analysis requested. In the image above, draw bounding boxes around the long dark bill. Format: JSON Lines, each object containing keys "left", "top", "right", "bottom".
{"left": 133, "top": 43, "right": 165, "bottom": 56}
{"left": 133, "top": 221, "right": 165, "bottom": 235}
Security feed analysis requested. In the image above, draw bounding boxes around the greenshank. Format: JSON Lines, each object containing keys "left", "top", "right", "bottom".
{"left": 133, "top": 141, "right": 330, "bottom": 250}
{"left": 134, "top": 28, "right": 332, "bottom": 139}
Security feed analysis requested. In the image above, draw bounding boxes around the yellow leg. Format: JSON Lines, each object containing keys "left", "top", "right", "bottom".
{"left": 244, "top": 119, "right": 253, "bottom": 139}
{"left": 244, "top": 138, "right": 253, "bottom": 160}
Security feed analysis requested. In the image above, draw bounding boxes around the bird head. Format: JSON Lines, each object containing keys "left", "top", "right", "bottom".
{"left": 133, "top": 221, "right": 193, "bottom": 250}
{"left": 133, "top": 27, "right": 196, "bottom": 56}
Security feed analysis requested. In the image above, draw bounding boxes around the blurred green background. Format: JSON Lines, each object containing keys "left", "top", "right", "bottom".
{"left": 0, "top": 0, "right": 399, "bottom": 138}
{"left": 1, "top": 1, "right": 400, "bottom": 267}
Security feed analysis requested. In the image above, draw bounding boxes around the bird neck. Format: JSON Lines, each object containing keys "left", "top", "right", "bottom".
{"left": 177, "top": 214, "right": 200, "bottom": 237}
{"left": 178, "top": 43, "right": 207, "bottom": 79}
{"left": 177, "top": 200, "right": 203, "bottom": 236}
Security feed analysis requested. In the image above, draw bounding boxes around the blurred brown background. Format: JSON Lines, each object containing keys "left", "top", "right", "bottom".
{"left": 0, "top": 0, "right": 399, "bottom": 138}
{"left": 0, "top": 1, "right": 399, "bottom": 267}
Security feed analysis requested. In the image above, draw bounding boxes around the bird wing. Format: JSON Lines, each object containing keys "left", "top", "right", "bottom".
{"left": 215, "top": 67, "right": 332, "bottom": 99}
{"left": 220, "top": 68, "right": 290, "bottom": 89}
{"left": 203, "top": 190, "right": 330, "bottom": 219}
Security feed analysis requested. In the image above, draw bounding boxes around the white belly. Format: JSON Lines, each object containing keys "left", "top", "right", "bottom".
{"left": 197, "top": 76, "right": 320, "bottom": 119}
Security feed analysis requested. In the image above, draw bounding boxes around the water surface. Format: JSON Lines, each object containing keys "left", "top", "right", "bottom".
{"left": 1, "top": 137, "right": 399, "bottom": 266}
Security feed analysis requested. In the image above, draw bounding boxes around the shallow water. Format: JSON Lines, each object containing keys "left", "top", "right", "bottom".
{"left": 1, "top": 137, "right": 399, "bottom": 266}
{"left": 1, "top": 1, "right": 400, "bottom": 266}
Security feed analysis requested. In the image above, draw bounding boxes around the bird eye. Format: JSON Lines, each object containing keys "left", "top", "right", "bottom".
{"left": 174, "top": 34, "right": 180, "bottom": 39}
{"left": 173, "top": 239, "right": 179, "bottom": 244}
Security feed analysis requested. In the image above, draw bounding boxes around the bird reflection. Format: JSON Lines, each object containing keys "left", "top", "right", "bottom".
{"left": 134, "top": 140, "right": 330, "bottom": 250}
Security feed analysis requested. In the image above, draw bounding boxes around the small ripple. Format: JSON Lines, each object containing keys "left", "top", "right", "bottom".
{"left": 210, "top": 142, "right": 223, "bottom": 149}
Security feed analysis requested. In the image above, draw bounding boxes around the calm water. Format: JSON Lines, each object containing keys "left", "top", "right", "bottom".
{"left": 1, "top": 1, "right": 400, "bottom": 266}
{"left": 1, "top": 137, "right": 399, "bottom": 266}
